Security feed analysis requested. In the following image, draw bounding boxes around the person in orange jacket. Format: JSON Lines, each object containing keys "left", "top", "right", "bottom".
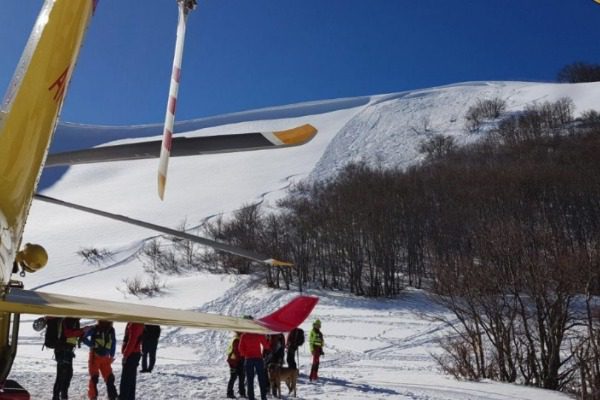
{"left": 238, "top": 320, "right": 270, "bottom": 400}
{"left": 119, "top": 322, "right": 144, "bottom": 400}
{"left": 82, "top": 320, "right": 118, "bottom": 400}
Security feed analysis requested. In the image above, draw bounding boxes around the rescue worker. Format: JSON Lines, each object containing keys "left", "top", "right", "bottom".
{"left": 141, "top": 324, "right": 161, "bottom": 373}
{"left": 52, "top": 317, "right": 87, "bottom": 400}
{"left": 309, "top": 319, "right": 324, "bottom": 382}
{"left": 286, "top": 327, "right": 304, "bottom": 370}
{"left": 238, "top": 317, "right": 270, "bottom": 400}
{"left": 226, "top": 332, "right": 246, "bottom": 399}
{"left": 119, "top": 322, "right": 144, "bottom": 400}
{"left": 82, "top": 320, "right": 118, "bottom": 400}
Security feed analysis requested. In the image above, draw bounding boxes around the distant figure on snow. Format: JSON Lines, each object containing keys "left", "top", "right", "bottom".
{"left": 82, "top": 320, "right": 118, "bottom": 400}
{"left": 309, "top": 319, "right": 324, "bottom": 382}
{"left": 141, "top": 324, "right": 161, "bottom": 373}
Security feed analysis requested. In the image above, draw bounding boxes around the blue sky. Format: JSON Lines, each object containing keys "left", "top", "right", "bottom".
{"left": 1, "top": 1, "right": 599, "bottom": 125}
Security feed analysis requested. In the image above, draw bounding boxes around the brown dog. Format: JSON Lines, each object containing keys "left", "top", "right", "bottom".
{"left": 269, "top": 365, "right": 299, "bottom": 398}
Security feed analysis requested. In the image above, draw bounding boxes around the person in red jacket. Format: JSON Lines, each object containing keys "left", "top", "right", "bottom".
{"left": 119, "top": 322, "right": 144, "bottom": 400}
{"left": 238, "top": 322, "right": 270, "bottom": 400}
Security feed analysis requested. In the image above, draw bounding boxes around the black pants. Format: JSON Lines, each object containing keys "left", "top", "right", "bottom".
{"left": 142, "top": 339, "right": 158, "bottom": 372}
{"left": 53, "top": 349, "right": 74, "bottom": 400}
{"left": 227, "top": 361, "right": 246, "bottom": 396}
{"left": 120, "top": 352, "right": 141, "bottom": 400}
{"left": 286, "top": 347, "right": 297, "bottom": 369}
{"left": 245, "top": 358, "right": 268, "bottom": 400}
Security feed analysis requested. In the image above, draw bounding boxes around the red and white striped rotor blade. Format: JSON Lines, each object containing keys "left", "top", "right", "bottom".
{"left": 158, "top": 1, "right": 195, "bottom": 200}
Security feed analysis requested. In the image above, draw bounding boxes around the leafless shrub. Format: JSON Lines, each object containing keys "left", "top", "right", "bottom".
{"left": 202, "top": 204, "right": 264, "bottom": 275}
{"left": 419, "top": 134, "right": 457, "bottom": 161}
{"left": 465, "top": 97, "right": 507, "bottom": 133}
{"left": 139, "top": 239, "right": 180, "bottom": 274}
{"left": 557, "top": 62, "right": 600, "bottom": 83}
{"left": 77, "top": 247, "right": 114, "bottom": 266}
{"left": 433, "top": 335, "right": 498, "bottom": 381}
{"left": 494, "top": 98, "right": 574, "bottom": 144}
{"left": 123, "top": 273, "right": 165, "bottom": 297}
{"left": 169, "top": 219, "right": 201, "bottom": 270}
{"left": 580, "top": 110, "right": 600, "bottom": 126}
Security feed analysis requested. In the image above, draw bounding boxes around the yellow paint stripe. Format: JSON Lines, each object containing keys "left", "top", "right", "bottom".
{"left": 273, "top": 124, "right": 317, "bottom": 145}
{"left": 158, "top": 173, "right": 167, "bottom": 200}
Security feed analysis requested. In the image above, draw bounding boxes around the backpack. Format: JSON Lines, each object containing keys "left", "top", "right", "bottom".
{"left": 289, "top": 328, "right": 305, "bottom": 348}
{"left": 44, "top": 317, "right": 80, "bottom": 349}
{"left": 43, "top": 318, "right": 61, "bottom": 349}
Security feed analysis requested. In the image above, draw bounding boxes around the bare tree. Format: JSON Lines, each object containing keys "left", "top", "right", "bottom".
{"left": 557, "top": 62, "right": 600, "bottom": 83}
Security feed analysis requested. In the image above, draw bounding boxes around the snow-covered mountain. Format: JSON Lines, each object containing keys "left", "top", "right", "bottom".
{"left": 14, "top": 81, "right": 597, "bottom": 399}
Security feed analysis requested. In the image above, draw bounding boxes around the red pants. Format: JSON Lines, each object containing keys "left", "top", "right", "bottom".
{"left": 88, "top": 353, "right": 117, "bottom": 400}
{"left": 310, "top": 350, "right": 321, "bottom": 381}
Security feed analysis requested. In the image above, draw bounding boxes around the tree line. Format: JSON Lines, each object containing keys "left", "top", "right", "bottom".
{"left": 201, "top": 99, "right": 600, "bottom": 397}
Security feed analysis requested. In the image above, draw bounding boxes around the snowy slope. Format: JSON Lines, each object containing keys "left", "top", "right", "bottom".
{"left": 14, "top": 81, "right": 598, "bottom": 399}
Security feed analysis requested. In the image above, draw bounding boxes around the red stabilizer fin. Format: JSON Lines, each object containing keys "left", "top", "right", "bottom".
{"left": 257, "top": 295, "right": 319, "bottom": 332}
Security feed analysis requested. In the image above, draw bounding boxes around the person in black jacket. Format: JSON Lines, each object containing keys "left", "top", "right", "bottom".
{"left": 140, "top": 324, "right": 161, "bottom": 373}
{"left": 52, "top": 317, "right": 87, "bottom": 400}
{"left": 286, "top": 327, "right": 304, "bottom": 370}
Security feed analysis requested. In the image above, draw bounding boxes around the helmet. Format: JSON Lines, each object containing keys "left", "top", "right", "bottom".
{"left": 32, "top": 317, "right": 47, "bottom": 332}
{"left": 313, "top": 319, "right": 321, "bottom": 328}
{"left": 16, "top": 243, "right": 48, "bottom": 273}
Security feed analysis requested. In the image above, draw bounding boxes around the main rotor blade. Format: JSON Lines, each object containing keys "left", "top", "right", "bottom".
{"left": 1, "top": 289, "right": 317, "bottom": 333}
{"left": 45, "top": 124, "right": 317, "bottom": 167}
{"left": 34, "top": 194, "right": 293, "bottom": 267}
{"left": 158, "top": 0, "right": 196, "bottom": 200}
